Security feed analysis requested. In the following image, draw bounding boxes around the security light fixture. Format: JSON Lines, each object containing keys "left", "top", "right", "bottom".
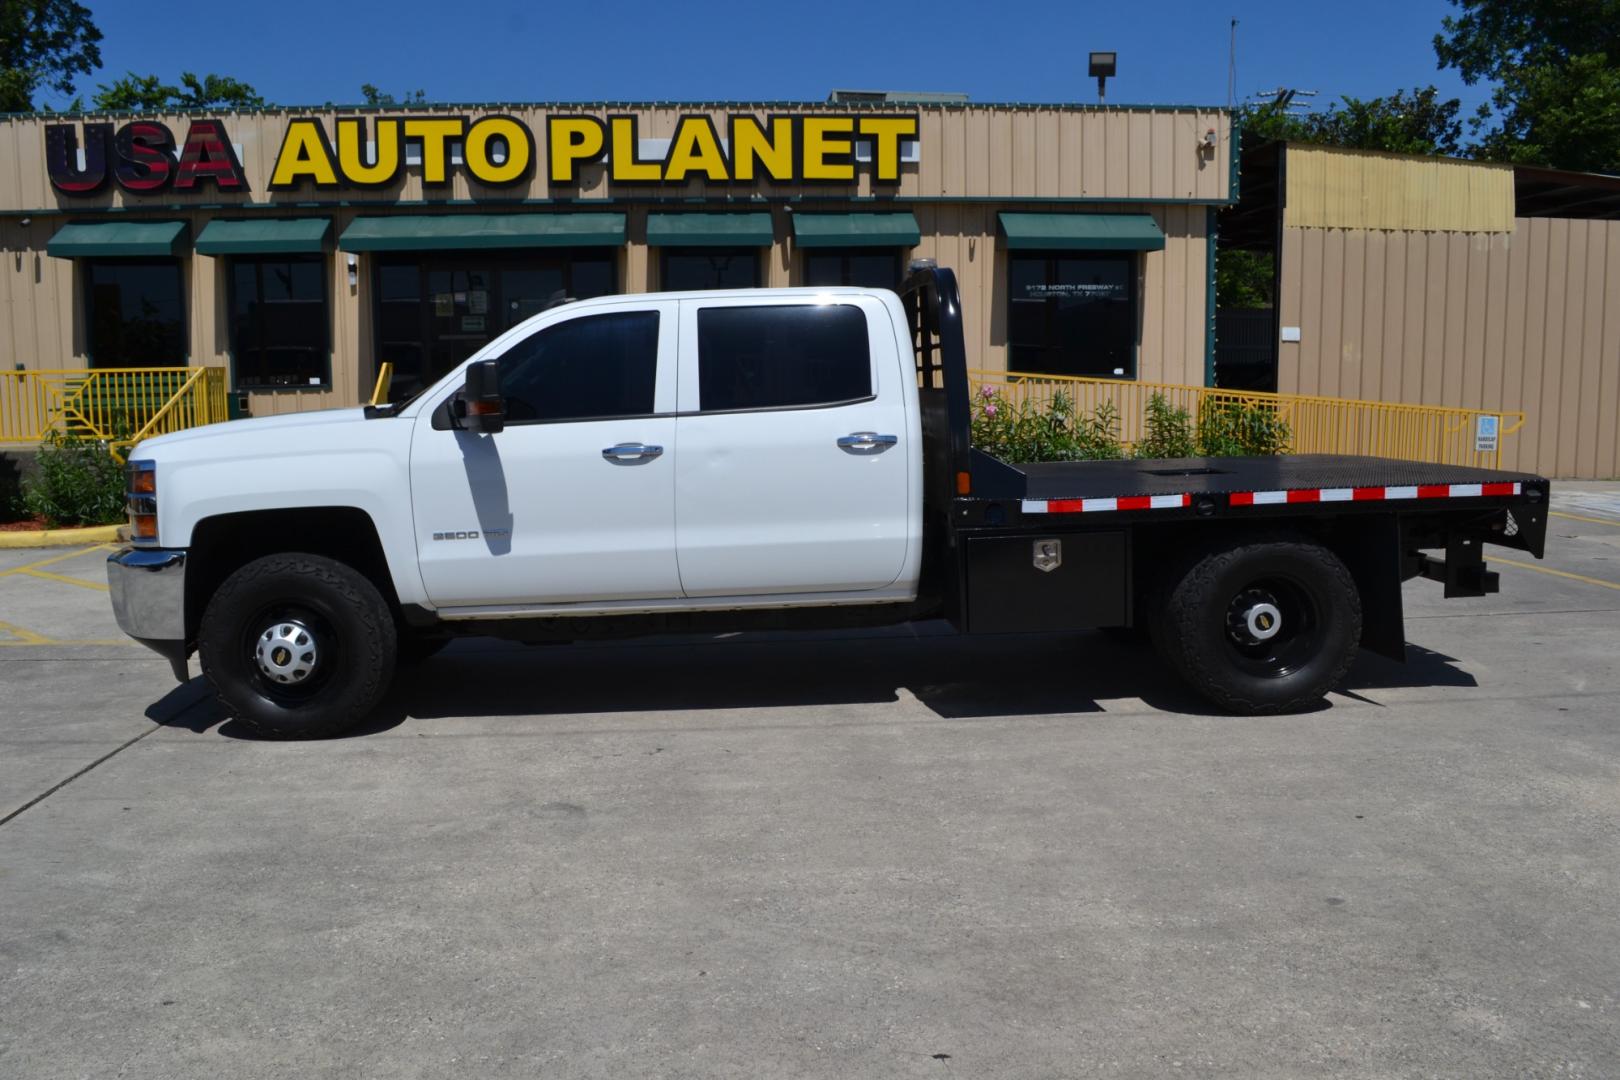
{"left": 1089, "top": 52, "right": 1117, "bottom": 103}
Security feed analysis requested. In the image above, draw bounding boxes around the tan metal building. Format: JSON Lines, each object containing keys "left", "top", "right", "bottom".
{"left": 0, "top": 99, "right": 1233, "bottom": 416}
{"left": 1227, "top": 143, "right": 1620, "bottom": 479}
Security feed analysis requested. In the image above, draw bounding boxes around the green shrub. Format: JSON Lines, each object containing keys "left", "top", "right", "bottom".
{"left": 970, "top": 387, "right": 1126, "bottom": 462}
{"left": 1196, "top": 399, "right": 1292, "bottom": 457}
{"left": 1134, "top": 393, "right": 1198, "bottom": 459}
{"left": 21, "top": 431, "right": 127, "bottom": 527}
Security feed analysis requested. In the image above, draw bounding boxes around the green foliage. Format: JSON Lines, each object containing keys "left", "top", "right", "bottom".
{"left": 1239, "top": 86, "right": 1465, "bottom": 157}
{"left": 1136, "top": 394, "right": 1198, "bottom": 459}
{"left": 21, "top": 430, "right": 125, "bottom": 527}
{"left": 1196, "top": 399, "right": 1292, "bottom": 458}
{"left": 360, "top": 83, "right": 427, "bottom": 106}
{"left": 1435, "top": 0, "right": 1620, "bottom": 173}
{"left": 0, "top": 0, "right": 102, "bottom": 112}
{"left": 1215, "top": 248, "right": 1274, "bottom": 309}
{"left": 971, "top": 387, "right": 1292, "bottom": 463}
{"left": 970, "top": 387, "right": 1125, "bottom": 463}
{"left": 92, "top": 71, "right": 265, "bottom": 111}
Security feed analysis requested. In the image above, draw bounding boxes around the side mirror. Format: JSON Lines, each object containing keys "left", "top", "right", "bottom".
{"left": 460, "top": 359, "right": 505, "bottom": 434}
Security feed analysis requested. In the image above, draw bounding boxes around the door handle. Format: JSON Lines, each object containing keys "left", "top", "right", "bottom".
{"left": 602, "top": 442, "right": 663, "bottom": 461}
{"left": 837, "top": 432, "right": 898, "bottom": 452}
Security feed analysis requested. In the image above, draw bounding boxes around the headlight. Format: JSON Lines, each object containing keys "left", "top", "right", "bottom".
{"left": 126, "top": 459, "right": 158, "bottom": 543}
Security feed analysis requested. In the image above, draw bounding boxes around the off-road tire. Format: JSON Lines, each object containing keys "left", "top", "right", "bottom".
{"left": 1155, "top": 536, "right": 1361, "bottom": 714}
{"left": 198, "top": 553, "right": 396, "bottom": 738}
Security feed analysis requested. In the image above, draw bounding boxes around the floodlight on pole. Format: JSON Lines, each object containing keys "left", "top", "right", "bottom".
{"left": 1089, "top": 52, "right": 1117, "bottom": 104}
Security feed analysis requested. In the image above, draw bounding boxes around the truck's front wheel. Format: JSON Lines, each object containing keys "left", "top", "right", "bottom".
{"left": 1155, "top": 538, "right": 1361, "bottom": 714}
{"left": 198, "top": 553, "right": 397, "bottom": 738}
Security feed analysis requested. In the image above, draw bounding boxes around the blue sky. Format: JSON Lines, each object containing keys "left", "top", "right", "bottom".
{"left": 59, "top": 0, "right": 1489, "bottom": 118}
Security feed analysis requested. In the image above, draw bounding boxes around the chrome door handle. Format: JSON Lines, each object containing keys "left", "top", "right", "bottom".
{"left": 837, "top": 432, "right": 898, "bottom": 452}
{"left": 602, "top": 443, "right": 664, "bottom": 461}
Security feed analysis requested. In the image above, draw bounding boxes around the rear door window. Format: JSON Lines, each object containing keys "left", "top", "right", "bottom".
{"left": 696, "top": 304, "right": 871, "bottom": 412}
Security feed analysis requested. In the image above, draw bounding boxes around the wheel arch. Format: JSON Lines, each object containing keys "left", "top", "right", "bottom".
{"left": 184, "top": 507, "right": 401, "bottom": 644}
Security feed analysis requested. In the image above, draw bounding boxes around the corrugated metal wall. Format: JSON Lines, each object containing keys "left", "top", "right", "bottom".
{"left": 1284, "top": 145, "right": 1515, "bottom": 233}
{"left": 1278, "top": 217, "right": 1620, "bottom": 478}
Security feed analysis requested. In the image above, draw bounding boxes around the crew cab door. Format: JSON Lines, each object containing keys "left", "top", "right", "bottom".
{"left": 673, "top": 294, "right": 913, "bottom": 597}
{"left": 408, "top": 300, "right": 680, "bottom": 608}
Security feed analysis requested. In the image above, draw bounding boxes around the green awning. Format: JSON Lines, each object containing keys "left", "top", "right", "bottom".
{"left": 338, "top": 213, "right": 626, "bottom": 252}
{"left": 47, "top": 220, "right": 188, "bottom": 258}
{"left": 998, "top": 212, "right": 1165, "bottom": 251}
{"left": 646, "top": 212, "right": 774, "bottom": 247}
{"left": 791, "top": 212, "right": 921, "bottom": 248}
{"left": 196, "top": 218, "right": 331, "bottom": 255}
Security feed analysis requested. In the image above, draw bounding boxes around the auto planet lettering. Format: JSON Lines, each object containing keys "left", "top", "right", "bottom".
{"left": 45, "top": 112, "right": 920, "bottom": 196}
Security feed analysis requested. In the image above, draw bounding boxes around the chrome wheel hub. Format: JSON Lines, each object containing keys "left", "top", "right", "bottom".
{"left": 255, "top": 620, "right": 319, "bottom": 684}
{"left": 1244, "top": 601, "right": 1283, "bottom": 641}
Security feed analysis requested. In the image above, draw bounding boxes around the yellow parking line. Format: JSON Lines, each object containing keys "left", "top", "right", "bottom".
{"left": 1494, "top": 556, "right": 1620, "bottom": 593}
{"left": 0, "top": 544, "right": 108, "bottom": 578}
{"left": 0, "top": 619, "right": 51, "bottom": 645}
{"left": 0, "top": 639, "right": 135, "bottom": 647}
{"left": 16, "top": 566, "right": 109, "bottom": 591}
{"left": 1551, "top": 510, "right": 1620, "bottom": 528}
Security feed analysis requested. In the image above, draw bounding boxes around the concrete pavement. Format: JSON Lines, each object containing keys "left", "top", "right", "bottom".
{"left": 1, "top": 490, "right": 1618, "bottom": 1078}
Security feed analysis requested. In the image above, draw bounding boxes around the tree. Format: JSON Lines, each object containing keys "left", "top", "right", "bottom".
{"left": 1240, "top": 87, "right": 1464, "bottom": 157}
{"left": 92, "top": 71, "right": 265, "bottom": 111}
{"left": 1435, "top": 0, "right": 1620, "bottom": 173}
{"left": 0, "top": 0, "right": 102, "bottom": 112}
{"left": 360, "top": 83, "right": 426, "bottom": 106}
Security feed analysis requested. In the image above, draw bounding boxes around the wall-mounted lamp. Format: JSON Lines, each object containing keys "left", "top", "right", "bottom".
{"left": 345, "top": 253, "right": 358, "bottom": 289}
{"left": 1088, "top": 52, "right": 1117, "bottom": 104}
{"left": 17, "top": 217, "right": 30, "bottom": 227}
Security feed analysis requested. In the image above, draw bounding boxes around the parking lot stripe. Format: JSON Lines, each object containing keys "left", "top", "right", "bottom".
{"left": 1494, "top": 556, "right": 1620, "bottom": 593}
{"left": 0, "top": 619, "right": 51, "bottom": 644}
{"left": 15, "top": 566, "right": 109, "bottom": 591}
{"left": 1551, "top": 510, "right": 1620, "bottom": 528}
{"left": 0, "top": 545, "right": 111, "bottom": 579}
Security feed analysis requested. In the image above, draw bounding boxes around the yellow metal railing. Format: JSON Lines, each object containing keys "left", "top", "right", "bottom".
{"left": 969, "top": 369, "right": 1525, "bottom": 469}
{"left": 370, "top": 361, "right": 394, "bottom": 406}
{"left": 0, "top": 366, "right": 231, "bottom": 459}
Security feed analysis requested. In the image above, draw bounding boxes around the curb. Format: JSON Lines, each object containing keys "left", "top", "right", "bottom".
{"left": 0, "top": 524, "right": 123, "bottom": 549}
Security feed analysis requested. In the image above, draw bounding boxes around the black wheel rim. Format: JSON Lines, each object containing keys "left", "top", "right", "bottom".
{"left": 1223, "top": 574, "right": 1324, "bottom": 679}
{"left": 241, "top": 602, "right": 340, "bottom": 705}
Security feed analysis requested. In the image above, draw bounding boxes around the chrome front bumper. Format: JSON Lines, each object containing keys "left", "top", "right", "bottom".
{"left": 107, "top": 547, "right": 190, "bottom": 679}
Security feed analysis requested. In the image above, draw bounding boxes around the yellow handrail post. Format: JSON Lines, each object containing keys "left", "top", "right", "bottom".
{"left": 370, "top": 361, "right": 395, "bottom": 407}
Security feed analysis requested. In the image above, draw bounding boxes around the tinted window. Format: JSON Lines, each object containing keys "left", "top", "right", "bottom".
{"left": 697, "top": 305, "right": 870, "bottom": 412}
{"left": 496, "top": 310, "right": 659, "bottom": 422}
{"left": 804, "top": 250, "right": 901, "bottom": 290}
{"left": 229, "top": 257, "right": 329, "bottom": 388}
{"left": 86, "top": 259, "right": 186, "bottom": 367}
{"left": 663, "top": 249, "right": 760, "bottom": 291}
{"left": 1008, "top": 252, "right": 1136, "bottom": 378}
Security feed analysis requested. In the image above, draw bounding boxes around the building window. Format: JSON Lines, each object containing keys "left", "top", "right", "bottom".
{"left": 1008, "top": 253, "right": 1137, "bottom": 378}
{"left": 696, "top": 304, "right": 870, "bottom": 412}
{"left": 662, "top": 248, "right": 760, "bottom": 292}
{"left": 496, "top": 310, "right": 659, "bottom": 423}
{"left": 228, "top": 257, "right": 329, "bottom": 389}
{"left": 85, "top": 260, "right": 186, "bottom": 367}
{"left": 372, "top": 251, "right": 618, "bottom": 401}
{"left": 803, "top": 250, "right": 902, "bottom": 290}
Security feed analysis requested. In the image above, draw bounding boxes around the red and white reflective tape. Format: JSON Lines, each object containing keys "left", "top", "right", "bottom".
{"left": 1022, "top": 493, "right": 1192, "bottom": 514}
{"left": 1229, "top": 481, "right": 1521, "bottom": 507}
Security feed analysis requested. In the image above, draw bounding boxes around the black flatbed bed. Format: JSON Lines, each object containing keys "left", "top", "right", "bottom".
{"left": 1015, "top": 454, "right": 1543, "bottom": 503}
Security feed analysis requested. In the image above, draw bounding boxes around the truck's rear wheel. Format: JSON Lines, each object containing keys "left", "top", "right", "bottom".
{"left": 1155, "top": 537, "right": 1361, "bottom": 714}
{"left": 198, "top": 553, "right": 397, "bottom": 738}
